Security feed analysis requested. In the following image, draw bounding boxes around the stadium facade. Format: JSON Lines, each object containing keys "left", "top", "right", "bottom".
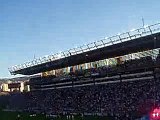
{"left": 8, "top": 23, "right": 160, "bottom": 119}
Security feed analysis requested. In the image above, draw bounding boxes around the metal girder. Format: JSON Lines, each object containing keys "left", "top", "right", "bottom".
{"left": 9, "top": 23, "right": 160, "bottom": 75}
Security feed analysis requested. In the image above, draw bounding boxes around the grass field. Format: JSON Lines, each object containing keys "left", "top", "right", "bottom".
{"left": 0, "top": 110, "right": 112, "bottom": 120}
{"left": 0, "top": 111, "right": 50, "bottom": 120}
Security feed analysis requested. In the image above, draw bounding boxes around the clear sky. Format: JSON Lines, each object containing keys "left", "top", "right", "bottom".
{"left": 0, "top": 0, "right": 160, "bottom": 78}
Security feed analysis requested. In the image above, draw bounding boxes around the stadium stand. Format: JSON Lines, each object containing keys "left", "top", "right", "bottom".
{"left": 8, "top": 23, "right": 160, "bottom": 119}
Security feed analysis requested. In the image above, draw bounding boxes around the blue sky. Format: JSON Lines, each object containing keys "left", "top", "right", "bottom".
{"left": 0, "top": 0, "right": 160, "bottom": 78}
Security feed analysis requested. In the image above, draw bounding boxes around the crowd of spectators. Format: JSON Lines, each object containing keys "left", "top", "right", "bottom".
{"left": 7, "top": 54, "right": 160, "bottom": 119}
{"left": 24, "top": 77, "right": 159, "bottom": 119}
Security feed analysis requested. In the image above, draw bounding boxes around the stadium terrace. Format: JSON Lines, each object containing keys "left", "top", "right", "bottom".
{"left": 6, "top": 23, "right": 160, "bottom": 119}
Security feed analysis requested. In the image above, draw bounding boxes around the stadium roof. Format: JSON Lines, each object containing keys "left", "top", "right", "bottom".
{"left": 9, "top": 23, "right": 160, "bottom": 75}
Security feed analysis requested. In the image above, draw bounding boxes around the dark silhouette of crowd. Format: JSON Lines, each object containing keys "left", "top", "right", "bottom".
{"left": 7, "top": 52, "right": 160, "bottom": 119}
{"left": 24, "top": 78, "right": 159, "bottom": 119}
